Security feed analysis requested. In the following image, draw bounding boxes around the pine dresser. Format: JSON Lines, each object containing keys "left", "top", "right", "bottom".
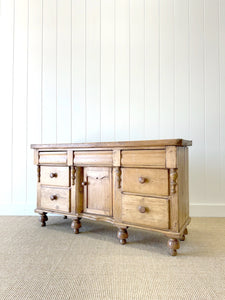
{"left": 31, "top": 139, "right": 192, "bottom": 256}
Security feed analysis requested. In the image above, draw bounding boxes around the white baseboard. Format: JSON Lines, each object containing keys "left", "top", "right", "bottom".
{"left": 0, "top": 203, "right": 225, "bottom": 217}
{"left": 190, "top": 203, "right": 225, "bottom": 217}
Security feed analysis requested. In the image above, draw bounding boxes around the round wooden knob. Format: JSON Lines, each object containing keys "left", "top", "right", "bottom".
{"left": 138, "top": 177, "right": 146, "bottom": 184}
{"left": 50, "top": 195, "right": 57, "bottom": 201}
{"left": 138, "top": 206, "right": 146, "bottom": 213}
{"left": 50, "top": 172, "right": 57, "bottom": 178}
{"left": 81, "top": 181, "right": 87, "bottom": 186}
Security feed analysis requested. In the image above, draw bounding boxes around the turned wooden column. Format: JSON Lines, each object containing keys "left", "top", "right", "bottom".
{"left": 167, "top": 238, "right": 180, "bottom": 256}
{"left": 39, "top": 212, "right": 48, "bottom": 227}
{"left": 117, "top": 227, "right": 128, "bottom": 245}
{"left": 71, "top": 218, "right": 81, "bottom": 234}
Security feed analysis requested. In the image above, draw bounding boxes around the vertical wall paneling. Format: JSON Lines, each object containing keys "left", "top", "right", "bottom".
{"left": 57, "top": 0, "right": 71, "bottom": 143}
{"left": 71, "top": 0, "right": 86, "bottom": 142}
{"left": 100, "top": 0, "right": 115, "bottom": 141}
{"left": 145, "top": 0, "right": 160, "bottom": 139}
{"left": 12, "top": 0, "right": 28, "bottom": 205}
{"left": 204, "top": 0, "right": 220, "bottom": 203}
{"left": 174, "top": 0, "right": 189, "bottom": 139}
{"left": 0, "top": 0, "right": 14, "bottom": 204}
{"left": 189, "top": 0, "right": 206, "bottom": 206}
{"left": 26, "top": 0, "right": 42, "bottom": 208}
{"left": 42, "top": 0, "right": 57, "bottom": 143}
{"left": 86, "top": 0, "right": 101, "bottom": 142}
{"left": 220, "top": 0, "right": 225, "bottom": 198}
{"left": 0, "top": 0, "right": 225, "bottom": 215}
{"left": 159, "top": 0, "right": 175, "bottom": 138}
{"left": 130, "top": 0, "right": 145, "bottom": 140}
{"left": 114, "top": 0, "right": 130, "bottom": 141}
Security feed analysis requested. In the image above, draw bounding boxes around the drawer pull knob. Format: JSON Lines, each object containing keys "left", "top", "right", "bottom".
{"left": 50, "top": 195, "right": 57, "bottom": 201}
{"left": 138, "top": 177, "right": 146, "bottom": 184}
{"left": 138, "top": 206, "right": 146, "bottom": 213}
{"left": 81, "top": 181, "right": 87, "bottom": 186}
{"left": 50, "top": 172, "right": 57, "bottom": 178}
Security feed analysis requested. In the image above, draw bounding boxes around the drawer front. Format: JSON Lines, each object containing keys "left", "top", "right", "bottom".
{"left": 121, "top": 150, "right": 166, "bottom": 168}
{"left": 122, "top": 168, "right": 169, "bottom": 196}
{"left": 74, "top": 151, "right": 113, "bottom": 166}
{"left": 40, "top": 186, "right": 71, "bottom": 212}
{"left": 122, "top": 194, "right": 169, "bottom": 229}
{"left": 40, "top": 166, "right": 70, "bottom": 187}
{"left": 39, "top": 151, "right": 67, "bottom": 165}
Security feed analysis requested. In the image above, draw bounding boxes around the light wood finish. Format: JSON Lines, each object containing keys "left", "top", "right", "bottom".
{"left": 67, "top": 150, "right": 74, "bottom": 166}
{"left": 31, "top": 139, "right": 192, "bottom": 150}
{"left": 32, "top": 139, "right": 191, "bottom": 256}
{"left": 122, "top": 168, "right": 169, "bottom": 196}
{"left": 39, "top": 151, "right": 67, "bottom": 164}
{"left": 83, "top": 167, "right": 113, "bottom": 216}
{"left": 177, "top": 147, "right": 190, "bottom": 231}
{"left": 40, "top": 186, "right": 71, "bottom": 212}
{"left": 74, "top": 151, "right": 113, "bottom": 166}
{"left": 121, "top": 150, "right": 166, "bottom": 168}
{"left": 40, "top": 166, "right": 70, "bottom": 187}
{"left": 121, "top": 194, "right": 169, "bottom": 229}
{"left": 113, "top": 150, "right": 121, "bottom": 166}
{"left": 165, "top": 146, "right": 177, "bottom": 168}
{"left": 34, "top": 149, "right": 39, "bottom": 165}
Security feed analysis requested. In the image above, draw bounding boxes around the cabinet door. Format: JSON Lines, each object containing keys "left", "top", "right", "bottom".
{"left": 83, "top": 167, "right": 113, "bottom": 216}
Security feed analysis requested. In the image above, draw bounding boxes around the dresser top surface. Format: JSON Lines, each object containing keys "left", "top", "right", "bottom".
{"left": 31, "top": 139, "right": 192, "bottom": 150}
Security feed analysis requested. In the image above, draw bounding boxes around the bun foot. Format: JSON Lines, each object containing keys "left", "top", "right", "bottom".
{"left": 71, "top": 218, "right": 81, "bottom": 234}
{"left": 180, "top": 228, "right": 188, "bottom": 241}
{"left": 179, "top": 235, "right": 185, "bottom": 241}
{"left": 39, "top": 212, "right": 48, "bottom": 227}
{"left": 167, "top": 238, "right": 180, "bottom": 256}
{"left": 117, "top": 228, "right": 128, "bottom": 245}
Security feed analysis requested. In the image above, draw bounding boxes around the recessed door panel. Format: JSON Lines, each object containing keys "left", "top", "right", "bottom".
{"left": 83, "top": 167, "right": 113, "bottom": 216}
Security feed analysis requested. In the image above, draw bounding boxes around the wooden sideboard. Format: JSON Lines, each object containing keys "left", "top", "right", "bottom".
{"left": 31, "top": 139, "right": 192, "bottom": 256}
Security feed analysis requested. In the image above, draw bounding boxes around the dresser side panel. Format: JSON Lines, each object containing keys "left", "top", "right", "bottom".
{"left": 177, "top": 147, "right": 190, "bottom": 230}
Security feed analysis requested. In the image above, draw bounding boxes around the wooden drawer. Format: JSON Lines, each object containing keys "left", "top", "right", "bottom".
{"left": 40, "top": 186, "right": 71, "bottom": 212}
{"left": 122, "top": 168, "right": 169, "bottom": 196}
{"left": 40, "top": 166, "right": 70, "bottom": 187}
{"left": 74, "top": 151, "right": 113, "bottom": 166}
{"left": 39, "top": 151, "right": 67, "bottom": 164}
{"left": 121, "top": 150, "right": 166, "bottom": 168}
{"left": 122, "top": 194, "right": 169, "bottom": 229}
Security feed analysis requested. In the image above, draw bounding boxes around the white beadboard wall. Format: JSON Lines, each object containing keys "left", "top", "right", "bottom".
{"left": 0, "top": 0, "right": 224, "bottom": 216}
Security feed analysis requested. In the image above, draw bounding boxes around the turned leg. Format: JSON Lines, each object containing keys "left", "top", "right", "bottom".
{"left": 71, "top": 218, "right": 81, "bottom": 234}
{"left": 39, "top": 212, "right": 48, "bottom": 227}
{"left": 167, "top": 238, "right": 180, "bottom": 256}
{"left": 63, "top": 215, "right": 67, "bottom": 219}
{"left": 180, "top": 228, "right": 188, "bottom": 241}
{"left": 117, "top": 227, "right": 128, "bottom": 245}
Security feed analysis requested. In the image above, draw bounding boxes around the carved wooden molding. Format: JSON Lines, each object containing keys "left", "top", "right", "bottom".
{"left": 71, "top": 166, "right": 76, "bottom": 185}
{"left": 170, "top": 168, "right": 178, "bottom": 195}
{"left": 115, "top": 167, "right": 121, "bottom": 189}
{"left": 37, "top": 165, "right": 40, "bottom": 182}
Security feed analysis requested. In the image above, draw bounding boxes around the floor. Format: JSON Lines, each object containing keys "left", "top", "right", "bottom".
{"left": 0, "top": 216, "right": 224, "bottom": 300}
